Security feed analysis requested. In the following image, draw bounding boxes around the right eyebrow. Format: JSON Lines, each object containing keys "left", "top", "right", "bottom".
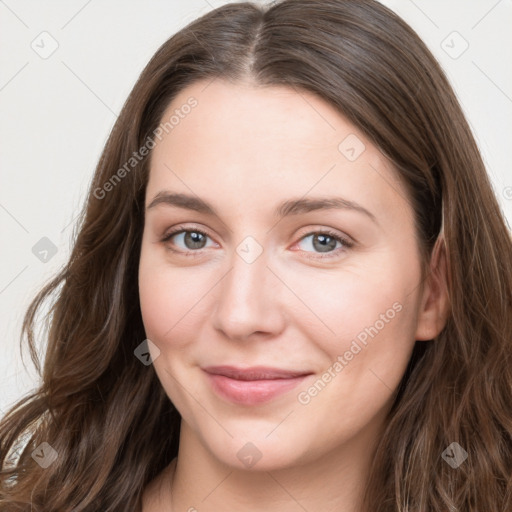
{"left": 146, "top": 191, "right": 216, "bottom": 215}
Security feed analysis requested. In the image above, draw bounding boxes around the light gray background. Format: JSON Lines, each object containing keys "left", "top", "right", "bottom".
{"left": 1, "top": 0, "right": 511, "bottom": 417}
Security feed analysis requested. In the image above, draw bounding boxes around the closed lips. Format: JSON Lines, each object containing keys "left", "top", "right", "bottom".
{"left": 202, "top": 366, "right": 313, "bottom": 380}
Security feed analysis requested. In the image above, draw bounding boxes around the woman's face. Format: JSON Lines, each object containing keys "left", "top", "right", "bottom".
{"left": 138, "top": 78, "right": 436, "bottom": 471}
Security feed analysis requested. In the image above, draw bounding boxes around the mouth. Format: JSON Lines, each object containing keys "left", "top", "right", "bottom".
{"left": 202, "top": 365, "right": 314, "bottom": 405}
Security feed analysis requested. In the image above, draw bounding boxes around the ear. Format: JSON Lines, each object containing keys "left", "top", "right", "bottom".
{"left": 414, "top": 236, "right": 451, "bottom": 341}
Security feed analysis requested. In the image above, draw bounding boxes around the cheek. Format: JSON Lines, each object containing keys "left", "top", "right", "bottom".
{"left": 138, "top": 251, "right": 202, "bottom": 412}
{"left": 292, "top": 281, "right": 419, "bottom": 445}
{"left": 281, "top": 250, "right": 420, "bottom": 352}
{"left": 286, "top": 253, "right": 421, "bottom": 422}
{"left": 138, "top": 258, "right": 170, "bottom": 341}
{"left": 139, "top": 242, "right": 181, "bottom": 345}
{"left": 138, "top": 245, "right": 214, "bottom": 351}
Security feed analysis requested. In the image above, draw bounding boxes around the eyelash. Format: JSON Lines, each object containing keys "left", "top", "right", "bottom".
{"left": 160, "top": 225, "right": 354, "bottom": 260}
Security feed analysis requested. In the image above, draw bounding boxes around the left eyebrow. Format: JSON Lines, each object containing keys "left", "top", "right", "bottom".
{"left": 275, "top": 196, "right": 378, "bottom": 225}
{"left": 146, "top": 191, "right": 378, "bottom": 225}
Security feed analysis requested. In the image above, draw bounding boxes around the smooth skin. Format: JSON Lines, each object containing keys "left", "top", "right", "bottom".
{"left": 139, "top": 78, "right": 449, "bottom": 512}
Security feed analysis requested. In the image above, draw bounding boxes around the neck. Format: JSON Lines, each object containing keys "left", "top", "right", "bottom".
{"left": 167, "top": 420, "right": 382, "bottom": 512}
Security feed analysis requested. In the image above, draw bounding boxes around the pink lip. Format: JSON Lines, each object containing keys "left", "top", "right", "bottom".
{"left": 202, "top": 365, "right": 313, "bottom": 405}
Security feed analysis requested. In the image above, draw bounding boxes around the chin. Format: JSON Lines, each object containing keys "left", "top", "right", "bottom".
{"left": 196, "top": 422, "right": 315, "bottom": 472}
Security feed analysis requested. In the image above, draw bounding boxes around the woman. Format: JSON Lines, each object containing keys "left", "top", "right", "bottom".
{"left": 1, "top": 0, "right": 511, "bottom": 510}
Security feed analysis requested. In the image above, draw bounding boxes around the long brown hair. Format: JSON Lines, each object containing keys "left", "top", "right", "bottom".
{"left": 1, "top": 1, "right": 511, "bottom": 510}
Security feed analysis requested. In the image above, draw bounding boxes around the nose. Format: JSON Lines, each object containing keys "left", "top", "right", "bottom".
{"left": 211, "top": 244, "right": 286, "bottom": 342}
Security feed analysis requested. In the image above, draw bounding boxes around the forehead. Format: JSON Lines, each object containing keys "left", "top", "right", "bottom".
{"left": 146, "top": 79, "right": 412, "bottom": 227}
{"left": 155, "top": 78, "right": 353, "bottom": 159}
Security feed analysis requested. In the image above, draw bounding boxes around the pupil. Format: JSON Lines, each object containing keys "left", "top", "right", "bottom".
{"left": 314, "top": 234, "right": 336, "bottom": 253}
{"left": 186, "top": 231, "right": 206, "bottom": 249}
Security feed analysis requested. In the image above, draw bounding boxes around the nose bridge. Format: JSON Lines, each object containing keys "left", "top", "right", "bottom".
{"left": 212, "top": 237, "right": 282, "bottom": 338}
